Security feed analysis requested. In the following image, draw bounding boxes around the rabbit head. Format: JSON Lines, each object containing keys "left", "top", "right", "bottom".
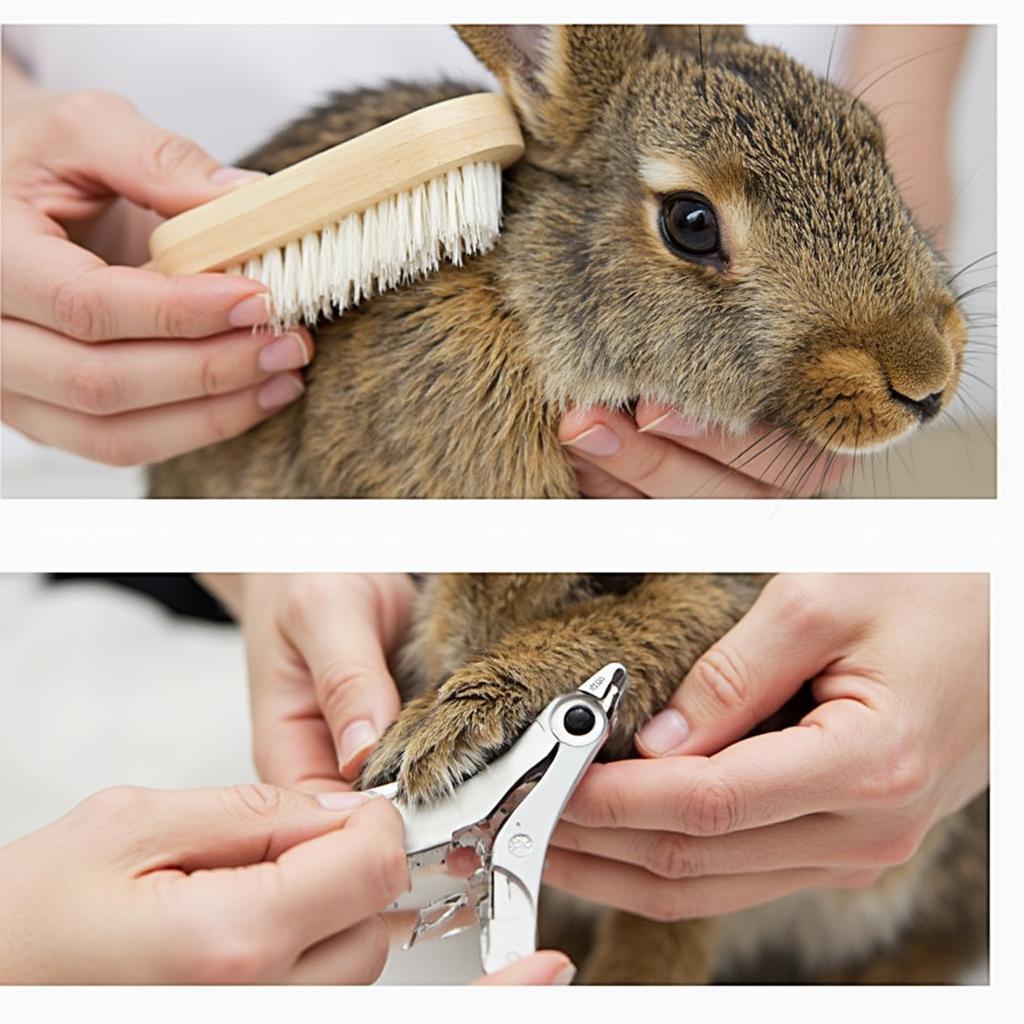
{"left": 457, "top": 25, "right": 967, "bottom": 454}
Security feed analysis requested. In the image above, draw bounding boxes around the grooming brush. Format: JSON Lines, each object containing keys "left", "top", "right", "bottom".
{"left": 147, "top": 93, "right": 524, "bottom": 331}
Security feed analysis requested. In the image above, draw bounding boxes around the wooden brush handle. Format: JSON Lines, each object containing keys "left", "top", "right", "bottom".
{"left": 147, "top": 92, "right": 525, "bottom": 276}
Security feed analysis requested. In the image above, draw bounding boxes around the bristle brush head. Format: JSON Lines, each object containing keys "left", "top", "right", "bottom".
{"left": 227, "top": 160, "right": 503, "bottom": 333}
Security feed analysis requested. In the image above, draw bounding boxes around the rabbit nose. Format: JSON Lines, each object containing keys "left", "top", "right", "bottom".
{"left": 889, "top": 387, "right": 944, "bottom": 422}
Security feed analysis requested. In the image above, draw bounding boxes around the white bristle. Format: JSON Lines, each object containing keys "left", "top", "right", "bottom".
{"left": 227, "top": 160, "right": 504, "bottom": 333}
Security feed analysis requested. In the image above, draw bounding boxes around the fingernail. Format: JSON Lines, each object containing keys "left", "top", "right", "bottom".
{"left": 257, "top": 373, "right": 304, "bottom": 410}
{"left": 561, "top": 424, "right": 621, "bottom": 458}
{"left": 339, "top": 720, "right": 379, "bottom": 780}
{"left": 637, "top": 708, "right": 689, "bottom": 756}
{"left": 210, "top": 166, "right": 267, "bottom": 188}
{"left": 228, "top": 292, "right": 271, "bottom": 328}
{"left": 638, "top": 410, "right": 705, "bottom": 438}
{"left": 259, "top": 332, "right": 311, "bottom": 373}
{"left": 315, "top": 790, "right": 372, "bottom": 810}
{"left": 553, "top": 962, "right": 577, "bottom": 986}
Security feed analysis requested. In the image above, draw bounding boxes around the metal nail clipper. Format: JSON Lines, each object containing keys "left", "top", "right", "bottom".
{"left": 368, "top": 662, "right": 627, "bottom": 974}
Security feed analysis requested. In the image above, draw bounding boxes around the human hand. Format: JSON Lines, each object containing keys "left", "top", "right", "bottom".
{"left": 559, "top": 402, "right": 851, "bottom": 498}
{"left": 204, "top": 574, "right": 417, "bottom": 791}
{"left": 546, "top": 574, "right": 988, "bottom": 920}
{"left": 1, "top": 67, "right": 312, "bottom": 466}
{"left": 0, "top": 785, "right": 408, "bottom": 983}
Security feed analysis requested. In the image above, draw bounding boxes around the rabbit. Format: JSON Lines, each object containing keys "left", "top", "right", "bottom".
{"left": 144, "top": 25, "right": 987, "bottom": 982}
{"left": 360, "top": 572, "right": 987, "bottom": 985}
{"left": 148, "top": 24, "right": 969, "bottom": 499}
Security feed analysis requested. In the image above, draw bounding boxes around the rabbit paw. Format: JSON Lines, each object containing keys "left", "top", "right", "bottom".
{"left": 360, "top": 665, "right": 543, "bottom": 805}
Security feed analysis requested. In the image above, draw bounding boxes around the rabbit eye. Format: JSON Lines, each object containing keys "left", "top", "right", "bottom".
{"left": 659, "top": 193, "right": 722, "bottom": 262}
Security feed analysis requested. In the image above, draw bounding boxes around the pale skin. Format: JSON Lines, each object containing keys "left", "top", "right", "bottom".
{"left": 1, "top": 52, "right": 313, "bottom": 466}
{"left": 563, "top": 25, "right": 972, "bottom": 498}
{"left": 545, "top": 574, "right": 988, "bottom": 919}
{"left": 209, "top": 572, "right": 988, "bottom": 922}
{"left": 0, "top": 783, "right": 573, "bottom": 985}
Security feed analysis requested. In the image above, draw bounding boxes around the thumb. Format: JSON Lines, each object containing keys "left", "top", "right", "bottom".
{"left": 635, "top": 576, "right": 854, "bottom": 758}
{"left": 61, "top": 90, "right": 263, "bottom": 218}
{"left": 116, "top": 784, "right": 373, "bottom": 871}
{"left": 472, "top": 951, "right": 577, "bottom": 986}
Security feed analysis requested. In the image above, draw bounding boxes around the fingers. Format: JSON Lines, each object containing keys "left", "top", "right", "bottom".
{"left": 272, "top": 795, "right": 410, "bottom": 950}
{"left": 559, "top": 404, "right": 851, "bottom": 498}
{"left": 82, "top": 783, "right": 369, "bottom": 869}
{"left": 565, "top": 705, "right": 871, "bottom": 835}
{"left": 285, "top": 916, "right": 391, "bottom": 985}
{"left": 472, "top": 951, "right": 577, "bottom": 986}
{"left": 46, "top": 88, "right": 262, "bottom": 218}
{"left": 2, "top": 202, "right": 272, "bottom": 341}
{"left": 281, "top": 576, "right": 411, "bottom": 781}
{"left": 3, "top": 317, "right": 312, "bottom": 414}
{"left": 544, "top": 847, "right": 856, "bottom": 921}
{"left": 3, "top": 371, "right": 303, "bottom": 466}
{"left": 559, "top": 407, "right": 780, "bottom": 499}
{"left": 552, "top": 812, "right": 863, "bottom": 877}
{"left": 636, "top": 574, "right": 858, "bottom": 757}
{"left": 634, "top": 400, "right": 852, "bottom": 495}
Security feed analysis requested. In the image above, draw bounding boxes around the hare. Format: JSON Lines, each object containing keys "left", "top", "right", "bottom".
{"left": 149, "top": 24, "right": 968, "bottom": 499}
{"left": 147, "top": 26, "right": 986, "bottom": 982}
{"left": 361, "top": 572, "right": 987, "bottom": 985}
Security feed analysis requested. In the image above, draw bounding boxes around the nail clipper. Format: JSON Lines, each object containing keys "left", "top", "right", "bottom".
{"left": 368, "top": 662, "right": 626, "bottom": 973}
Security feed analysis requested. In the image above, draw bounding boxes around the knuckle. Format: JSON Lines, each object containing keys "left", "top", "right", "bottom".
{"left": 52, "top": 276, "right": 112, "bottom": 342}
{"left": 226, "top": 782, "right": 286, "bottom": 819}
{"left": 76, "top": 784, "right": 148, "bottom": 822}
{"left": 689, "top": 643, "right": 752, "bottom": 716}
{"left": 646, "top": 832, "right": 701, "bottom": 880}
{"left": 65, "top": 357, "right": 125, "bottom": 415}
{"left": 143, "top": 130, "right": 204, "bottom": 181}
{"left": 87, "top": 426, "right": 141, "bottom": 467}
{"left": 51, "top": 89, "right": 132, "bottom": 134}
{"left": 626, "top": 443, "right": 673, "bottom": 490}
{"left": 766, "top": 575, "right": 836, "bottom": 636}
{"left": 153, "top": 277, "right": 209, "bottom": 339}
{"left": 203, "top": 399, "right": 243, "bottom": 445}
{"left": 372, "top": 843, "right": 411, "bottom": 905}
{"left": 857, "top": 735, "right": 929, "bottom": 809}
{"left": 281, "top": 577, "right": 336, "bottom": 633}
{"left": 187, "top": 926, "right": 274, "bottom": 984}
{"left": 686, "top": 775, "right": 741, "bottom": 837}
{"left": 870, "top": 827, "right": 925, "bottom": 868}
{"left": 317, "top": 663, "right": 375, "bottom": 718}
{"left": 192, "top": 350, "right": 225, "bottom": 398}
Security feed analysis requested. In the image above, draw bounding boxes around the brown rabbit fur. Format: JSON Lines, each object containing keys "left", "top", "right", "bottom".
{"left": 146, "top": 26, "right": 987, "bottom": 982}
{"left": 362, "top": 572, "right": 987, "bottom": 984}
{"left": 149, "top": 24, "right": 968, "bottom": 499}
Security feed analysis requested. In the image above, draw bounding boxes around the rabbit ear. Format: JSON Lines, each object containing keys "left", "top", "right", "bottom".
{"left": 455, "top": 25, "right": 648, "bottom": 149}
{"left": 646, "top": 25, "right": 749, "bottom": 54}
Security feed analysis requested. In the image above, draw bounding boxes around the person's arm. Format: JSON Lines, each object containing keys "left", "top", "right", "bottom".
{"left": 1, "top": 52, "right": 312, "bottom": 466}
{"left": 546, "top": 575, "right": 988, "bottom": 919}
